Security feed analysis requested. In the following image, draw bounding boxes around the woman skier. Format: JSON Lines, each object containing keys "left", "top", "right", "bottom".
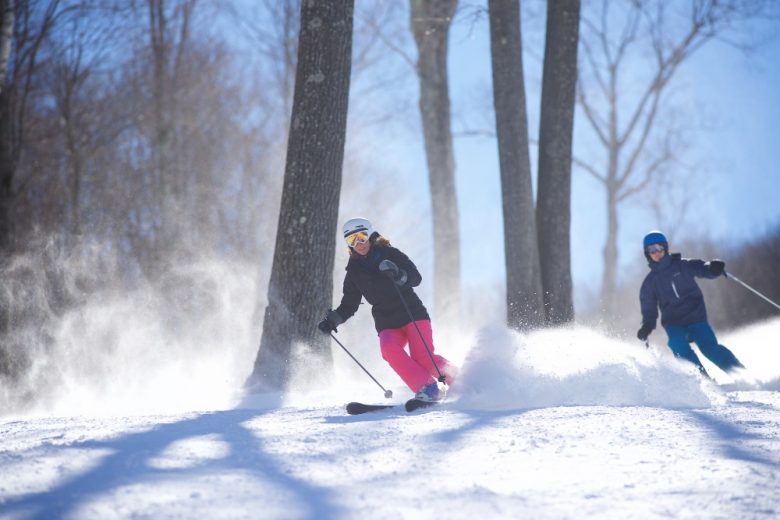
{"left": 637, "top": 230, "right": 745, "bottom": 377}
{"left": 318, "top": 217, "right": 457, "bottom": 401}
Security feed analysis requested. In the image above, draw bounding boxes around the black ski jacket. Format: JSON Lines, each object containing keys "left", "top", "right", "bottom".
{"left": 334, "top": 244, "right": 429, "bottom": 333}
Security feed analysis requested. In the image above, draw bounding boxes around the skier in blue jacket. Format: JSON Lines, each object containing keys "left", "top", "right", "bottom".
{"left": 637, "top": 230, "right": 745, "bottom": 376}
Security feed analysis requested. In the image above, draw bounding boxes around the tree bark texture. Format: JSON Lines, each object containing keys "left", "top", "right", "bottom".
{"left": 0, "top": 88, "right": 12, "bottom": 255}
{"left": 249, "top": 0, "right": 354, "bottom": 391}
{"left": 0, "top": 0, "right": 13, "bottom": 96}
{"left": 488, "top": 0, "right": 544, "bottom": 330}
{"left": 0, "top": 89, "right": 10, "bottom": 375}
{"left": 0, "top": 0, "right": 16, "bottom": 375}
{"left": 536, "top": 0, "right": 580, "bottom": 325}
{"left": 0, "top": 0, "right": 15, "bottom": 254}
{"left": 410, "top": 0, "right": 460, "bottom": 327}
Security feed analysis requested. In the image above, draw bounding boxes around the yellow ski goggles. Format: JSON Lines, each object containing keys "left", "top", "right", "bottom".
{"left": 345, "top": 231, "right": 369, "bottom": 248}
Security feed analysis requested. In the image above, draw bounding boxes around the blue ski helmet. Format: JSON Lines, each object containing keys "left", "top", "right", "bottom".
{"left": 643, "top": 230, "right": 667, "bottom": 248}
{"left": 643, "top": 230, "right": 668, "bottom": 261}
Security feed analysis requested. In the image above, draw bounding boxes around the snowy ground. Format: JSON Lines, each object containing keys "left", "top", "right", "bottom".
{"left": 2, "top": 320, "right": 779, "bottom": 519}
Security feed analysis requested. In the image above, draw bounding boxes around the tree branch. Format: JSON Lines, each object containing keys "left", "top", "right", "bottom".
{"left": 361, "top": 8, "right": 416, "bottom": 72}
{"left": 573, "top": 154, "right": 606, "bottom": 184}
{"left": 616, "top": 84, "right": 661, "bottom": 190}
{"left": 576, "top": 83, "right": 610, "bottom": 147}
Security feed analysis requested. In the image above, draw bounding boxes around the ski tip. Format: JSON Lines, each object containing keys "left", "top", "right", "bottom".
{"left": 346, "top": 402, "right": 396, "bottom": 415}
{"left": 404, "top": 398, "right": 440, "bottom": 413}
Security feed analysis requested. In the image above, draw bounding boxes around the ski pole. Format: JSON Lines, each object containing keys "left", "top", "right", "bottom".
{"left": 725, "top": 271, "right": 780, "bottom": 312}
{"left": 390, "top": 283, "right": 446, "bottom": 383}
{"left": 329, "top": 332, "right": 393, "bottom": 398}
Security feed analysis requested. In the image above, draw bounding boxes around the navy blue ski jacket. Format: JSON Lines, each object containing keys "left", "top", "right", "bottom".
{"left": 639, "top": 253, "right": 720, "bottom": 330}
{"left": 334, "top": 244, "right": 429, "bottom": 333}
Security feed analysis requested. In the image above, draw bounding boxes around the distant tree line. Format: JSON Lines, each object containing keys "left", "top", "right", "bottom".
{"left": 0, "top": 0, "right": 284, "bottom": 380}
{"left": 700, "top": 224, "right": 780, "bottom": 331}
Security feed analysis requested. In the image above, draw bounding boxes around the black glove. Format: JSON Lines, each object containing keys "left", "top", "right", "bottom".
{"left": 637, "top": 323, "right": 653, "bottom": 341}
{"left": 378, "top": 259, "right": 408, "bottom": 286}
{"left": 708, "top": 259, "right": 725, "bottom": 277}
{"left": 317, "top": 309, "right": 343, "bottom": 334}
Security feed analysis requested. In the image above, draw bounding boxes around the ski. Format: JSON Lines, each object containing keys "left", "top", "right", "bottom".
{"left": 404, "top": 398, "right": 439, "bottom": 412}
{"left": 345, "top": 399, "right": 442, "bottom": 415}
{"left": 346, "top": 401, "right": 396, "bottom": 415}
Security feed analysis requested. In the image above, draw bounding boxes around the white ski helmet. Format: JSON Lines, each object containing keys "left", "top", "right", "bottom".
{"left": 342, "top": 217, "right": 374, "bottom": 239}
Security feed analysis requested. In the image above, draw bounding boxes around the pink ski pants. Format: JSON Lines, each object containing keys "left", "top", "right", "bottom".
{"left": 378, "top": 320, "right": 457, "bottom": 392}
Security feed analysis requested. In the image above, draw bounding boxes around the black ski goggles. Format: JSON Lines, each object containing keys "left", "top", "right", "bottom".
{"left": 645, "top": 244, "right": 666, "bottom": 254}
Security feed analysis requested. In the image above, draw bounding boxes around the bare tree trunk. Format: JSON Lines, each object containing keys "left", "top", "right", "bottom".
{"left": 0, "top": 88, "right": 11, "bottom": 255}
{"left": 0, "top": 88, "right": 11, "bottom": 375}
{"left": 149, "top": 0, "right": 176, "bottom": 256}
{"left": 410, "top": 0, "right": 460, "bottom": 328}
{"left": 60, "top": 81, "right": 83, "bottom": 242}
{"left": 0, "top": 0, "right": 17, "bottom": 376}
{"left": 0, "top": 0, "right": 16, "bottom": 254}
{"left": 536, "top": 0, "right": 580, "bottom": 325}
{"left": 248, "top": 0, "right": 353, "bottom": 392}
{"left": 488, "top": 0, "right": 544, "bottom": 330}
{"left": 0, "top": 0, "right": 12, "bottom": 97}
{"left": 600, "top": 187, "right": 618, "bottom": 315}
{"left": 147, "top": 0, "right": 195, "bottom": 261}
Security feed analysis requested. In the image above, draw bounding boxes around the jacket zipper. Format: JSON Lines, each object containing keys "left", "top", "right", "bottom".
{"left": 672, "top": 281, "right": 680, "bottom": 298}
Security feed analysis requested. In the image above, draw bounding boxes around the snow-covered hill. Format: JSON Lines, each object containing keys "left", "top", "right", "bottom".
{"left": 1, "top": 320, "right": 779, "bottom": 519}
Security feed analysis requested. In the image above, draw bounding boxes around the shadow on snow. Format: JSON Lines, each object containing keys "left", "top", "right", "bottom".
{"left": 0, "top": 409, "right": 346, "bottom": 520}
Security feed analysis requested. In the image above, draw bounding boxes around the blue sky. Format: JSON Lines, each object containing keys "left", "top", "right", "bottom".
{"left": 689, "top": 37, "right": 780, "bottom": 238}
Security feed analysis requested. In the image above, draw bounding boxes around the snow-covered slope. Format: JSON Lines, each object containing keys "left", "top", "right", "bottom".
{"left": 1, "top": 320, "right": 779, "bottom": 519}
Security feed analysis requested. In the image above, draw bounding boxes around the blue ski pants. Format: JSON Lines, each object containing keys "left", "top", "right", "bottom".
{"left": 664, "top": 321, "right": 744, "bottom": 373}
